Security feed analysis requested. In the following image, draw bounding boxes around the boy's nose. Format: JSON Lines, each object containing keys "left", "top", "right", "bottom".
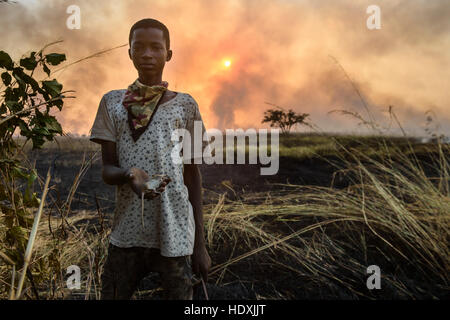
{"left": 142, "top": 47, "right": 153, "bottom": 58}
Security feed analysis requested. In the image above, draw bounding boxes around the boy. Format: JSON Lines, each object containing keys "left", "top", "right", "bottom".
{"left": 89, "top": 18, "right": 211, "bottom": 300}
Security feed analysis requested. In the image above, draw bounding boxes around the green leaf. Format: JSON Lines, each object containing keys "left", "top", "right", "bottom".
{"left": 37, "top": 86, "right": 50, "bottom": 102}
{"left": 31, "top": 134, "right": 46, "bottom": 149}
{"left": 18, "top": 118, "right": 31, "bottom": 136}
{"left": 43, "top": 115, "right": 62, "bottom": 133}
{"left": 42, "top": 63, "right": 50, "bottom": 77}
{"left": 7, "top": 225, "right": 29, "bottom": 247}
{"left": 12, "top": 68, "right": 29, "bottom": 96}
{"left": 5, "top": 100, "right": 22, "bottom": 112}
{"left": 11, "top": 166, "right": 29, "bottom": 180}
{"left": 26, "top": 192, "right": 41, "bottom": 208}
{"left": 1, "top": 71, "right": 11, "bottom": 86}
{"left": 13, "top": 67, "right": 39, "bottom": 91}
{"left": 20, "top": 52, "right": 38, "bottom": 70}
{"left": 42, "top": 79, "right": 62, "bottom": 98}
{"left": 12, "top": 69, "right": 25, "bottom": 86}
{"left": 0, "top": 51, "right": 13, "bottom": 70}
{"left": 33, "top": 126, "right": 50, "bottom": 136}
{"left": 27, "top": 168, "right": 37, "bottom": 187}
{"left": 45, "top": 53, "right": 66, "bottom": 66}
{"left": 24, "top": 170, "right": 40, "bottom": 208}
{"left": 20, "top": 71, "right": 40, "bottom": 91}
{"left": 52, "top": 98, "right": 64, "bottom": 111}
{"left": 4, "top": 86, "right": 19, "bottom": 102}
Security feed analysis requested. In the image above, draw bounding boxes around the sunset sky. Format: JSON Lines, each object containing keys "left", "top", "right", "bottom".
{"left": 1, "top": 0, "right": 449, "bottom": 137}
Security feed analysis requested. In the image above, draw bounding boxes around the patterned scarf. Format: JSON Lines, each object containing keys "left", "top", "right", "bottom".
{"left": 122, "top": 78, "right": 169, "bottom": 142}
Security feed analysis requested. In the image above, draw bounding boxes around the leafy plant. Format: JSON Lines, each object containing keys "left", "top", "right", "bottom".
{"left": 0, "top": 44, "right": 73, "bottom": 299}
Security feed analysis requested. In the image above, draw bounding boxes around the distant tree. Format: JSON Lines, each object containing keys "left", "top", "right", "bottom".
{"left": 261, "top": 104, "right": 309, "bottom": 135}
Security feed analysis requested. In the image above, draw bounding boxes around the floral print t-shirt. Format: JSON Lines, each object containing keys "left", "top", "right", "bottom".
{"left": 89, "top": 89, "right": 210, "bottom": 257}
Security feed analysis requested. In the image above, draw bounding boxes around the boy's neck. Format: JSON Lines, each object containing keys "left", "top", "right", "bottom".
{"left": 138, "top": 73, "right": 163, "bottom": 86}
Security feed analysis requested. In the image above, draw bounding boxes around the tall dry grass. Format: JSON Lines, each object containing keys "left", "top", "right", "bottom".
{"left": 1, "top": 128, "right": 448, "bottom": 299}
{"left": 202, "top": 133, "right": 449, "bottom": 298}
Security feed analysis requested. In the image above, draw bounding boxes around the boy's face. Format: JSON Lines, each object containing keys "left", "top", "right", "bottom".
{"left": 128, "top": 27, "right": 172, "bottom": 77}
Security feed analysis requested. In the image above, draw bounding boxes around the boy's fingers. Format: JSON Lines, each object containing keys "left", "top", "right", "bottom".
{"left": 144, "top": 191, "right": 159, "bottom": 199}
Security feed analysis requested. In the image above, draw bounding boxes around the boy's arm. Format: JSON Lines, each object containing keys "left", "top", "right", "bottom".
{"left": 98, "top": 141, "right": 160, "bottom": 200}
{"left": 100, "top": 141, "right": 130, "bottom": 185}
{"left": 183, "top": 163, "right": 211, "bottom": 281}
{"left": 89, "top": 96, "right": 131, "bottom": 185}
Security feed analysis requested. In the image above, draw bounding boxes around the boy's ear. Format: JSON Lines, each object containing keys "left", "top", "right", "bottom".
{"left": 166, "top": 49, "right": 173, "bottom": 62}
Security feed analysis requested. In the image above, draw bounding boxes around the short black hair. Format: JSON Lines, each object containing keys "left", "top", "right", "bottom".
{"left": 129, "top": 18, "right": 170, "bottom": 50}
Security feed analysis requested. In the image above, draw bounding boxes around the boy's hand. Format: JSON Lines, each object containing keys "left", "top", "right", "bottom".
{"left": 192, "top": 244, "right": 211, "bottom": 282}
{"left": 126, "top": 167, "right": 159, "bottom": 200}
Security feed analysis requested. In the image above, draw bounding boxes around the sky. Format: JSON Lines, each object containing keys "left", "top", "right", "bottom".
{"left": 1, "top": 0, "right": 449, "bottom": 137}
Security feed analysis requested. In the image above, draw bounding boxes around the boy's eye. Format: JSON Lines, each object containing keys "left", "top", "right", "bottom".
{"left": 133, "top": 45, "right": 162, "bottom": 51}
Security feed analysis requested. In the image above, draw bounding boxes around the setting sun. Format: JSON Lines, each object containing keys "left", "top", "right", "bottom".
{"left": 223, "top": 59, "right": 231, "bottom": 68}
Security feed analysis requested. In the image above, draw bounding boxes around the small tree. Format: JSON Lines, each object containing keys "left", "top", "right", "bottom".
{"left": 261, "top": 105, "right": 309, "bottom": 135}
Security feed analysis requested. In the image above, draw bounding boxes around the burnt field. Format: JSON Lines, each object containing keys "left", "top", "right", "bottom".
{"left": 4, "top": 133, "right": 449, "bottom": 300}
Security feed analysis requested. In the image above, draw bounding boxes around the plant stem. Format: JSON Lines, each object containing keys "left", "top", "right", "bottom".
{"left": 15, "top": 164, "right": 52, "bottom": 300}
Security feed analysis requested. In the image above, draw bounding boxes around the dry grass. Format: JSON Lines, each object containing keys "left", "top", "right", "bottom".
{"left": 1, "top": 131, "right": 448, "bottom": 299}
{"left": 202, "top": 139, "right": 449, "bottom": 298}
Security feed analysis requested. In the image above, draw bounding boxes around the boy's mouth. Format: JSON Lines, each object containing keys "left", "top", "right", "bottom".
{"left": 140, "top": 63, "right": 156, "bottom": 68}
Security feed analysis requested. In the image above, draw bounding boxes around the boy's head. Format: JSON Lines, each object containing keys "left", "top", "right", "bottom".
{"left": 128, "top": 18, "right": 172, "bottom": 78}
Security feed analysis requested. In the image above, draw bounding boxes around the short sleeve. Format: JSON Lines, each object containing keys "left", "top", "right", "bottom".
{"left": 183, "top": 97, "right": 212, "bottom": 164}
{"left": 89, "top": 95, "right": 116, "bottom": 144}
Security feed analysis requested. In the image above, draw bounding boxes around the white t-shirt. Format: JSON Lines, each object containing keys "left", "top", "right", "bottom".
{"left": 89, "top": 89, "right": 210, "bottom": 257}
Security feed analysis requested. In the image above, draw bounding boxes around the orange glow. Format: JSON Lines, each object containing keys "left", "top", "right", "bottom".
{"left": 2, "top": 1, "right": 448, "bottom": 136}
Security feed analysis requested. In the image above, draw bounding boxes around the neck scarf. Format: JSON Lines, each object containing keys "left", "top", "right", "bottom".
{"left": 122, "top": 78, "right": 169, "bottom": 142}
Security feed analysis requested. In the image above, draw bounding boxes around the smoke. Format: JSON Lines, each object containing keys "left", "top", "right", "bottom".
{"left": 1, "top": 0, "right": 449, "bottom": 136}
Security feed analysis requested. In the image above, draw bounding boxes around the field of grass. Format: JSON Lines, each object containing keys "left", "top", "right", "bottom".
{"left": 0, "top": 132, "right": 449, "bottom": 299}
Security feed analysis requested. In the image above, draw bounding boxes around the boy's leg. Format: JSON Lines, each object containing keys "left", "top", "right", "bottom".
{"left": 157, "top": 254, "right": 193, "bottom": 300}
{"left": 100, "top": 243, "right": 147, "bottom": 300}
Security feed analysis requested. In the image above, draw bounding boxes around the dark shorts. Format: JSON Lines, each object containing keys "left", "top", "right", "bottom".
{"left": 101, "top": 243, "right": 193, "bottom": 300}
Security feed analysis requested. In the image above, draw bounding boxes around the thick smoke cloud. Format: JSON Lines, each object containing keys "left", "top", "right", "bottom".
{"left": 1, "top": 0, "right": 449, "bottom": 137}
